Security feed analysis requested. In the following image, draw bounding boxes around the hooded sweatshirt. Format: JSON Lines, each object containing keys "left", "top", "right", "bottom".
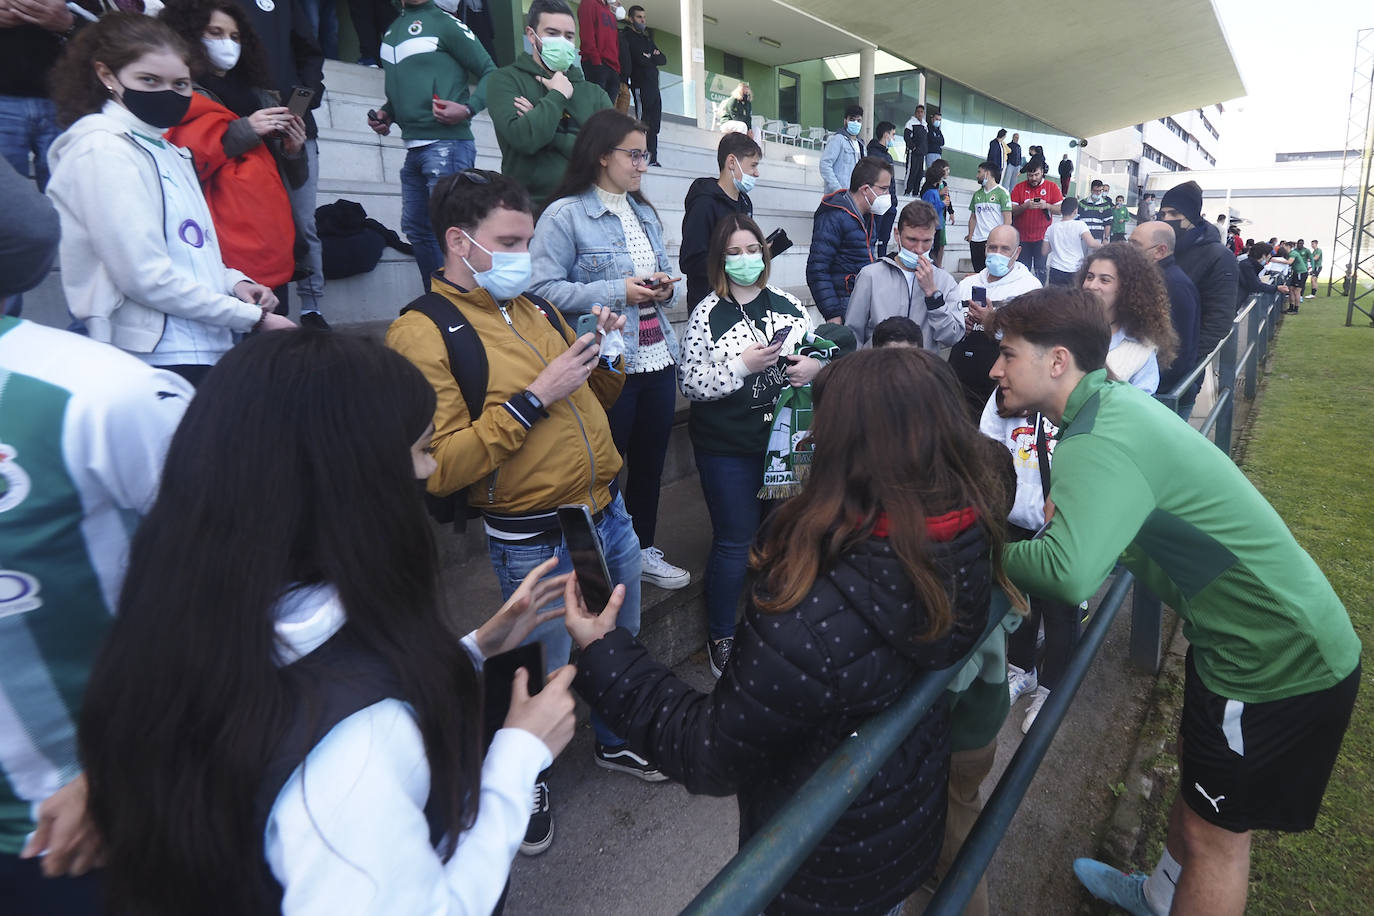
{"left": 45, "top": 101, "right": 260, "bottom": 364}
{"left": 844, "top": 254, "right": 962, "bottom": 350}
{"left": 680, "top": 176, "right": 753, "bottom": 308}
{"left": 485, "top": 53, "right": 612, "bottom": 207}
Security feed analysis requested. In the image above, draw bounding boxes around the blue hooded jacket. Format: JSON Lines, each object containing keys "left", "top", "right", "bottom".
{"left": 805, "top": 190, "right": 877, "bottom": 321}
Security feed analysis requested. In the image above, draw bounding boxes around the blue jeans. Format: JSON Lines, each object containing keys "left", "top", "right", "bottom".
{"left": 694, "top": 450, "right": 764, "bottom": 641}
{"left": 288, "top": 139, "right": 325, "bottom": 314}
{"left": 297, "top": 0, "right": 339, "bottom": 58}
{"left": 1018, "top": 239, "right": 1047, "bottom": 284}
{"left": 400, "top": 139, "right": 476, "bottom": 290}
{"left": 0, "top": 95, "right": 59, "bottom": 191}
{"left": 487, "top": 493, "right": 642, "bottom": 747}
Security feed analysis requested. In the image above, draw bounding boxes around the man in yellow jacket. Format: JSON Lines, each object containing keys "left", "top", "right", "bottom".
{"left": 386, "top": 170, "right": 664, "bottom": 858}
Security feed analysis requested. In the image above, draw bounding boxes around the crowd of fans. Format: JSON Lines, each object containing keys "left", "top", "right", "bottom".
{"left": 0, "top": 4, "right": 1358, "bottom": 916}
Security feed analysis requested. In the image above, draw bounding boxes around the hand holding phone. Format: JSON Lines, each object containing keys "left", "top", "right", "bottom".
{"left": 557, "top": 505, "right": 614, "bottom": 611}
{"left": 766, "top": 327, "right": 791, "bottom": 350}
{"left": 482, "top": 642, "right": 544, "bottom": 748}
{"left": 574, "top": 312, "right": 600, "bottom": 340}
{"left": 286, "top": 86, "right": 315, "bottom": 119}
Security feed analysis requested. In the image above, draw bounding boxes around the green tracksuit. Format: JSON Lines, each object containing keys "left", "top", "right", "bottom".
{"left": 485, "top": 53, "right": 611, "bottom": 207}
{"left": 1004, "top": 370, "right": 1360, "bottom": 704}
{"left": 380, "top": 2, "right": 494, "bottom": 141}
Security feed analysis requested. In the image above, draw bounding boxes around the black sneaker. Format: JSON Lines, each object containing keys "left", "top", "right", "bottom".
{"left": 594, "top": 742, "right": 668, "bottom": 782}
{"left": 300, "top": 310, "right": 331, "bottom": 330}
{"left": 520, "top": 779, "right": 553, "bottom": 856}
{"left": 708, "top": 637, "right": 733, "bottom": 679}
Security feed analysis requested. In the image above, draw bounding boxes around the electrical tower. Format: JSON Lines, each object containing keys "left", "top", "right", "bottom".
{"left": 1332, "top": 28, "right": 1374, "bottom": 326}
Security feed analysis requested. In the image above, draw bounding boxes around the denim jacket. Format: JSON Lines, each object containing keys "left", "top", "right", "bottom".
{"left": 529, "top": 187, "right": 681, "bottom": 365}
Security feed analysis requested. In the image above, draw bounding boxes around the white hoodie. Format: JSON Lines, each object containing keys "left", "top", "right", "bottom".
{"left": 264, "top": 585, "right": 551, "bottom": 915}
{"left": 45, "top": 101, "right": 261, "bottom": 365}
{"left": 953, "top": 260, "right": 1043, "bottom": 329}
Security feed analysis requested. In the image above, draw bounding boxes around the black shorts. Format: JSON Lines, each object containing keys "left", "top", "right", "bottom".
{"left": 1295, "top": 272, "right": 1308, "bottom": 288}
{"left": 1180, "top": 650, "right": 1359, "bottom": 833}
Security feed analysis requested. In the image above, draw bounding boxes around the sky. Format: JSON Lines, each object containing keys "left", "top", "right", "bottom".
{"left": 1213, "top": 1, "right": 1371, "bottom": 167}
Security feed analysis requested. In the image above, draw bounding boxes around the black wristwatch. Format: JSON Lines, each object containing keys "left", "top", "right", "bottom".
{"left": 924, "top": 291, "right": 945, "bottom": 307}
{"left": 522, "top": 389, "right": 544, "bottom": 412}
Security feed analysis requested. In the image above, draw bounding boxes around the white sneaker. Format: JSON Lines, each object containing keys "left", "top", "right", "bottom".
{"left": 640, "top": 546, "right": 690, "bottom": 589}
{"left": 1008, "top": 664, "right": 1039, "bottom": 705}
{"left": 1022, "top": 686, "right": 1050, "bottom": 733}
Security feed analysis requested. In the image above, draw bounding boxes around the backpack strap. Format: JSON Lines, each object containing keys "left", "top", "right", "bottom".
{"left": 523, "top": 292, "right": 570, "bottom": 342}
{"left": 401, "top": 291, "right": 487, "bottom": 421}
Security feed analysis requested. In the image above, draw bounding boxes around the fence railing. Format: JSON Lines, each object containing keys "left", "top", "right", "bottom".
{"left": 679, "top": 289, "right": 1288, "bottom": 915}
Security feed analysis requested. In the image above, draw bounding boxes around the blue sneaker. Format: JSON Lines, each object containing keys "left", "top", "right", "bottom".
{"left": 1073, "top": 858, "right": 1157, "bottom": 915}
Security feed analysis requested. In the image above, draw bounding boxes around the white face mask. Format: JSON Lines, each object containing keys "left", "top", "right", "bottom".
{"left": 202, "top": 36, "right": 241, "bottom": 72}
{"left": 614, "top": 2, "right": 627, "bottom": 19}
{"left": 868, "top": 187, "right": 892, "bottom": 216}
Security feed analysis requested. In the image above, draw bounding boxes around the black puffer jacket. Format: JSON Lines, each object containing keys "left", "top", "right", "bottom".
{"left": 574, "top": 517, "right": 991, "bottom": 915}
{"left": 1174, "top": 220, "right": 1239, "bottom": 358}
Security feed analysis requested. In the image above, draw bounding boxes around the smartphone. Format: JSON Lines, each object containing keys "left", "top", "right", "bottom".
{"left": 765, "top": 227, "right": 793, "bottom": 258}
{"left": 557, "top": 504, "right": 613, "bottom": 612}
{"left": 574, "top": 312, "right": 599, "bottom": 339}
{"left": 766, "top": 327, "right": 791, "bottom": 349}
{"left": 482, "top": 643, "right": 544, "bottom": 748}
{"left": 286, "top": 86, "right": 315, "bottom": 119}
{"left": 971, "top": 286, "right": 988, "bottom": 305}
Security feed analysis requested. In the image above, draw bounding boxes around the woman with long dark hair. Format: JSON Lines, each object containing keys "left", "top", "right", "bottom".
{"left": 79, "top": 331, "right": 578, "bottom": 914}
{"left": 45, "top": 14, "right": 291, "bottom": 386}
{"left": 920, "top": 157, "right": 953, "bottom": 267}
{"left": 678, "top": 212, "right": 824, "bottom": 677}
{"left": 530, "top": 108, "right": 688, "bottom": 591}
{"left": 1078, "top": 241, "right": 1179, "bottom": 394}
{"left": 158, "top": 0, "right": 311, "bottom": 319}
{"left": 564, "top": 347, "right": 1021, "bottom": 915}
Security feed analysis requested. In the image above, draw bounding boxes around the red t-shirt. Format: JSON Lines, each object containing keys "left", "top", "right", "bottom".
{"left": 1010, "top": 179, "right": 1064, "bottom": 243}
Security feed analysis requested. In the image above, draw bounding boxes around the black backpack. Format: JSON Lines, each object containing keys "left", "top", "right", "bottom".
{"left": 400, "top": 291, "right": 566, "bottom": 528}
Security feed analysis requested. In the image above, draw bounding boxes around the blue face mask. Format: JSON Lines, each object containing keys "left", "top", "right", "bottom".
{"left": 845, "top": 120, "right": 861, "bottom": 136}
{"left": 463, "top": 231, "right": 532, "bottom": 301}
{"left": 985, "top": 253, "right": 1012, "bottom": 278}
{"left": 731, "top": 158, "right": 756, "bottom": 194}
{"left": 896, "top": 246, "right": 929, "bottom": 270}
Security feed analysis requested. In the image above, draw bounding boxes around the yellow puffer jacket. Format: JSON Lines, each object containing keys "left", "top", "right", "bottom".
{"left": 385, "top": 281, "right": 625, "bottom": 517}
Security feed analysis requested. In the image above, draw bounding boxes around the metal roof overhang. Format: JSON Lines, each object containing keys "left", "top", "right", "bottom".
{"left": 688, "top": 0, "right": 1245, "bottom": 138}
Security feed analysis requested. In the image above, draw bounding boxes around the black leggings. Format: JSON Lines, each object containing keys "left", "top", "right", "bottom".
{"left": 1007, "top": 593, "right": 1081, "bottom": 690}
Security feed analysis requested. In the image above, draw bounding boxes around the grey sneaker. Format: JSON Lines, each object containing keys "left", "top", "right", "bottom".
{"left": 1073, "top": 858, "right": 1158, "bottom": 916}
{"left": 1007, "top": 663, "right": 1039, "bottom": 704}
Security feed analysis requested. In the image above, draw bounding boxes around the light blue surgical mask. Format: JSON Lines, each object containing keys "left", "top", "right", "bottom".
{"left": 896, "top": 246, "right": 930, "bottom": 270}
{"left": 845, "top": 120, "right": 861, "bottom": 136}
{"left": 731, "top": 158, "right": 756, "bottom": 194}
{"left": 463, "top": 231, "right": 532, "bottom": 301}
{"left": 985, "top": 253, "right": 1012, "bottom": 278}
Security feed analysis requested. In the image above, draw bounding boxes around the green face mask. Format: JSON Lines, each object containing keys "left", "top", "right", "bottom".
{"left": 536, "top": 34, "right": 578, "bottom": 72}
{"left": 724, "top": 253, "right": 764, "bottom": 285}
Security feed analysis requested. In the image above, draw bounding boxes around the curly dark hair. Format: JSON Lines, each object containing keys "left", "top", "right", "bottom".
{"left": 158, "top": 0, "right": 273, "bottom": 90}
{"left": 51, "top": 13, "right": 191, "bottom": 127}
{"left": 1077, "top": 242, "right": 1179, "bottom": 368}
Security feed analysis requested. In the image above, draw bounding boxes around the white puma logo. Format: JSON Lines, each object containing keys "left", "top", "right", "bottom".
{"left": 1194, "top": 782, "right": 1225, "bottom": 813}
{"left": 448, "top": 324, "right": 465, "bottom": 333}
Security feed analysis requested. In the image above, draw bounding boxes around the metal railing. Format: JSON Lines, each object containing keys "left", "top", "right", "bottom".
{"left": 679, "top": 290, "right": 1288, "bottom": 915}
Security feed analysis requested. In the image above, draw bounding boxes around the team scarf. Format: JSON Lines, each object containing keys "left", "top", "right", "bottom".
{"left": 758, "top": 330, "right": 850, "bottom": 499}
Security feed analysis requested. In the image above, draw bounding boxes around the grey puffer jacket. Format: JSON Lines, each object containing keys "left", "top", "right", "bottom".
{"left": 574, "top": 514, "right": 993, "bottom": 915}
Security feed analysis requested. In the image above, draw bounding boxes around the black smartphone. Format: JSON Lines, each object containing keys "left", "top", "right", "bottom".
{"left": 766, "top": 327, "right": 791, "bottom": 349}
{"left": 765, "top": 227, "right": 793, "bottom": 258}
{"left": 971, "top": 286, "right": 988, "bottom": 305}
{"left": 557, "top": 504, "right": 613, "bottom": 612}
{"left": 482, "top": 643, "right": 544, "bottom": 749}
{"left": 286, "top": 86, "right": 315, "bottom": 119}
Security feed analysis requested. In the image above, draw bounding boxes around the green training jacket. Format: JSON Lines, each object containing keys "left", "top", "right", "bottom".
{"left": 380, "top": 2, "right": 495, "bottom": 141}
{"left": 1003, "top": 369, "right": 1360, "bottom": 704}
{"left": 485, "top": 53, "right": 612, "bottom": 207}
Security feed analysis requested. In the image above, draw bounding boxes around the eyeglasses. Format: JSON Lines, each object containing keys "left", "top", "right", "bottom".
{"left": 613, "top": 147, "right": 650, "bottom": 166}
{"left": 433, "top": 169, "right": 492, "bottom": 223}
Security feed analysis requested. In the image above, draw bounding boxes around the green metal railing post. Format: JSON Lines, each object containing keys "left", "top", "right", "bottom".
{"left": 1213, "top": 319, "right": 1240, "bottom": 456}
{"left": 1244, "top": 298, "right": 1261, "bottom": 401}
{"left": 925, "top": 573, "right": 1135, "bottom": 915}
{"left": 1128, "top": 582, "right": 1163, "bottom": 673}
